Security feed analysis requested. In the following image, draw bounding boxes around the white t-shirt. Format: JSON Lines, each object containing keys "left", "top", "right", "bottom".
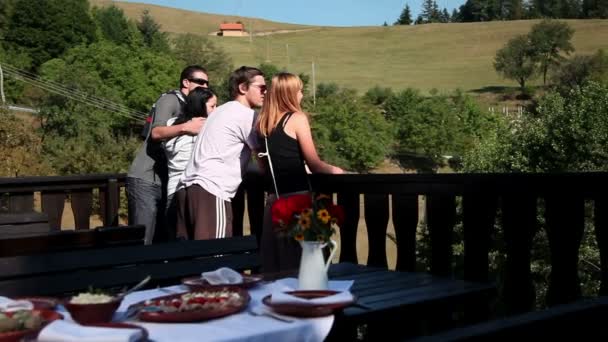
{"left": 163, "top": 117, "right": 197, "bottom": 197}
{"left": 180, "top": 101, "right": 259, "bottom": 201}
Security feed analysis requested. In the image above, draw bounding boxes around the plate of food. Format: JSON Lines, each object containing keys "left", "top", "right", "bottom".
{"left": 0, "top": 309, "right": 63, "bottom": 342}
{"left": 14, "top": 297, "right": 58, "bottom": 311}
{"left": 134, "top": 287, "right": 250, "bottom": 323}
{"left": 262, "top": 290, "right": 355, "bottom": 318}
{"left": 181, "top": 274, "right": 263, "bottom": 290}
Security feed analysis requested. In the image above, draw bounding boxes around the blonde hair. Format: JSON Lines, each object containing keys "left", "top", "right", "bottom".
{"left": 257, "top": 72, "right": 304, "bottom": 137}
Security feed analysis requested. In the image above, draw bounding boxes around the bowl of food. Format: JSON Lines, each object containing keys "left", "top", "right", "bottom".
{"left": 63, "top": 292, "right": 121, "bottom": 325}
{"left": 0, "top": 309, "right": 63, "bottom": 342}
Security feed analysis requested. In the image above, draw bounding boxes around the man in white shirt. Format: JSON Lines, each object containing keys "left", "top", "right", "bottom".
{"left": 179, "top": 66, "right": 266, "bottom": 240}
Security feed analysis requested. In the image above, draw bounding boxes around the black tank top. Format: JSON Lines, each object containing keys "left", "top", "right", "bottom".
{"left": 265, "top": 112, "right": 309, "bottom": 195}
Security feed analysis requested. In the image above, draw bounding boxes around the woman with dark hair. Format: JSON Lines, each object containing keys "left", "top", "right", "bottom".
{"left": 164, "top": 87, "right": 217, "bottom": 240}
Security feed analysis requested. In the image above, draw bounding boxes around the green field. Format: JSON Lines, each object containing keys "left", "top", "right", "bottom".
{"left": 95, "top": 1, "right": 608, "bottom": 94}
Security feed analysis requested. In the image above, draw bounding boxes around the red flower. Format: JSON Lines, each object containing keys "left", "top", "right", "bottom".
{"left": 328, "top": 204, "right": 345, "bottom": 226}
{"left": 271, "top": 194, "right": 312, "bottom": 227}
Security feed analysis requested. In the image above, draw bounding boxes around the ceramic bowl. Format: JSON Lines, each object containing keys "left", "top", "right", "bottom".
{"left": 63, "top": 297, "right": 121, "bottom": 324}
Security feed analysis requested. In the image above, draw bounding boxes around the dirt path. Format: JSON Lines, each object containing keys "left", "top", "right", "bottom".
{"left": 208, "top": 28, "right": 319, "bottom": 37}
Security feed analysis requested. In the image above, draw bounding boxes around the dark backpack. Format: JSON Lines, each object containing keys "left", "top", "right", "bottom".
{"left": 140, "top": 90, "right": 187, "bottom": 140}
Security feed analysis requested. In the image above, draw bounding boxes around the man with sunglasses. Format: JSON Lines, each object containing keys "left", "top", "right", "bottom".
{"left": 179, "top": 66, "right": 265, "bottom": 241}
{"left": 127, "top": 65, "right": 209, "bottom": 244}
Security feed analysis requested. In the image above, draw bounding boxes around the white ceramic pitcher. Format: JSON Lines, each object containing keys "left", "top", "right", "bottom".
{"left": 297, "top": 239, "right": 338, "bottom": 290}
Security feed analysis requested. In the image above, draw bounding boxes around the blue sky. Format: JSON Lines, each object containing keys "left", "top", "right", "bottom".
{"left": 123, "top": 0, "right": 466, "bottom": 27}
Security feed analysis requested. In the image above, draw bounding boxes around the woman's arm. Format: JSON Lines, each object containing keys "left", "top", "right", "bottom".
{"left": 290, "top": 112, "right": 343, "bottom": 174}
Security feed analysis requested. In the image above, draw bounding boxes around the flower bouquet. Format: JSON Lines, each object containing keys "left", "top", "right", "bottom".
{"left": 271, "top": 193, "right": 344, "bottom": 243}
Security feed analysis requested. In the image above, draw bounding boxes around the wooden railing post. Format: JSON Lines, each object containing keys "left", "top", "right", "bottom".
{"left": 392, "top": 194, "right": 418, "bottom": 272}
{"left": 364, "top": 193, "right": 389, "bottom": 268}
{"left": 463, "top": 191, "right": 497, "bottom": 282}
{"left": 71, "top": 190, "right": 93, "bottom": 230}
{"left": 502, "top": 194, "right": 537, "bottom": 314}
{"left": 41, "top": 191, "right": 65, "bottom": 231}
{"left": 104, "top": 179, "right": 119, "bottom": 226}
{"left": 427, "top": 194, "right": 456, "bottom": 276}
{"left": 337, "top": 192, "right": 359, "bottom": 264}
{"left": 595, "top": 196, "right": 608, "bottom": 296}
{"left": 545, "top": 195, "right": 585, "bottom": 306}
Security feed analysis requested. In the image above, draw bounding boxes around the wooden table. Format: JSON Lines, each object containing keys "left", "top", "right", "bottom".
{"left": 325, "top": 263, "right": 496, "bottom": 340}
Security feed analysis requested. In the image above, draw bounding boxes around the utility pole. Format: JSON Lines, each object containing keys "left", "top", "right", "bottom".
{"left": 286, "top": 44, "right": 290, "bottom": 70}
{"left": 249, "top": 19, "right": 253, "bottom": 43}
{"left": 0, "top": 63, "right": 5, "bottom": 106}
{"left": 311, "top": 60, "right": 316, "bottom": 105}
{"left": 265, "top": 37, "right": 271, "bottom": 63}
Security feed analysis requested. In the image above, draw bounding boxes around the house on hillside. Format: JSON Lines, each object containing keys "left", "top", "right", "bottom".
{"left": 218, "top": 22, "right": 246, "bottom": 37}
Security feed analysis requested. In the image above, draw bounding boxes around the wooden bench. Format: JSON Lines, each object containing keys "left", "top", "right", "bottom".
{"left": 0, "top": 211, "right": 50, "bottom": 238}
{"left": 410, "top": 297, "right": 608, "bottom": 341}
{"left": 0, "top": 235, "right": 260, "bottom": 297}
{"left": 0, "top": 224, "right": 146, "bottom": 257}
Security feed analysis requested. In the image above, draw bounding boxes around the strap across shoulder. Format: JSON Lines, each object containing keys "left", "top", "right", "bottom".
{"left": 279, "top": 112, "right": 295, "bottom": 128}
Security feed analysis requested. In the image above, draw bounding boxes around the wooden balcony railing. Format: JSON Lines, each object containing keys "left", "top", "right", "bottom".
{"left": 2, "top": 172, "right": 608, "bottom": 316}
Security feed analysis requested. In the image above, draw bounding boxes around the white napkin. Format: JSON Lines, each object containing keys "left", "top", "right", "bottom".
{"left": 270, "top": 290, "right": 355, "bottom": 306}
{"left": 269, "top": 277, "right": 355, "bottom": 305}
{"left": 201, "top": 267, "right": 244, "bottom": 285}
{"left": 38, "top": 320, "right": 143, "bottom": 342}
{"left": 0, "top": 296, "right": 34, "bottom": 312}
{"left": 272, "top": 278, "right": 354, "bottom": 292}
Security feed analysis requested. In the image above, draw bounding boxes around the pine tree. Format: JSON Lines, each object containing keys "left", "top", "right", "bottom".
{"left": 509, "top": 0, "right": 524, "bottom": 19}
{"left": 136, "top": 9, "right": 170, "bottom": 52}
{"left": 441, "top": 8, "right": 451, "bottom": 22}
{"left": 420, "top": 0, "right": 435, "bottom": 23}
{"left": 394, "top": 3, "right": 413, "bottom": 25}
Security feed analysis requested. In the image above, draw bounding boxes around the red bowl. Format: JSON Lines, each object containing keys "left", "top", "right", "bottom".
{"left": 63, "top": 298, "right": 122, "bottom": 324}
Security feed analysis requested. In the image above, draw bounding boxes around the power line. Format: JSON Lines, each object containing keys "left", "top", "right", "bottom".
{"left": 0, "top": 63, "right": 148, "bottom": 122}
{"left": 2, "top": 63, "right": 147, "bottom": 121}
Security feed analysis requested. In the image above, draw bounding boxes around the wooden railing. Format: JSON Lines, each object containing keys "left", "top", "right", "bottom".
{"left": 0, "top": 174, "right": 124, "bottom": 230}
{"left": 2, "top": 172, "right": 608, "bottom": 316}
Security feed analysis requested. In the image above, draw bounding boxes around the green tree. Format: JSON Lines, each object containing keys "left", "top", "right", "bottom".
{"left": 92, "top": 5, "right": 133, "bottom": 46}
{"left": 137, "top": 9, "right": 170, "bottom": 52}
{"left": 383, "top": 88, "right": 491, "bottom": 172}
{"left": 552, "top": 50, "right": 608, "bottom": 93}
{"left": 172, "top": 33, "right": 233, "bottom": 86}
{"left": 528, "top": 19, "right": 575, "bottom": 85}
{"left": 363, "top": 86, "right": 394, "bottom": 106}
{"left": 309, "top": 88, "right": 392, "bottom": 172}
{"left": 0, "top": 0, "right": 15, "bottom": 40}
{"left": 463, "top": 81, "right": 608, "bottom": 172}
{"left": 5, "top": 0, "right": 96, "bottom": 69}
{"left": 40, "top": 41, "right": 181, "bottom": 115}
{"left": 394, "top": 4, "right": 413, "bottom": 25}
{"left": 494, "top": 34, "right": 537, "bottom": 90}
{"left": 509, "top": 0, "right": 524, "bottom": 19}
{"left": 0, "top": 109, "right": 53, "bottom": 177}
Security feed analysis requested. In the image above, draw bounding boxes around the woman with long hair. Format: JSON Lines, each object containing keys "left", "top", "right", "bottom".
{"left": 164, "top": 87, "right": 217, "bottom": 240}
{"left": 257, "top": 72, "right": 343, "bottom": 272}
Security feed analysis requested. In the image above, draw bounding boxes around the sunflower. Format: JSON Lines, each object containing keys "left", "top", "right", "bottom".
{"left": 298, "top": 215, "right": 311, "bottom": 229}
{"left": 316, "top": 209, "right": 331, "bottom": 224}
{"left": 294, "top": 233, "right": 305, "bottom": 241}
{"left": 301, "top": 208, "right": 313, "bottom": 218}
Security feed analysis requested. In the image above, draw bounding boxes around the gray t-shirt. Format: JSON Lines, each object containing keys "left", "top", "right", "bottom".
{"left": 180, "top": 101, "right": 260, "bottom": 201}
{"left": 127, "top": 91, "right": 184, "bottom": 185}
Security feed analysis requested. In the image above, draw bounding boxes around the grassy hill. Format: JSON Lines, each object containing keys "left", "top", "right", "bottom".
{"left": 90, "top": 0, "right": 311, "bottom": 35}
{"left": 92, "top": 1, "right": 608, "bottom": 94}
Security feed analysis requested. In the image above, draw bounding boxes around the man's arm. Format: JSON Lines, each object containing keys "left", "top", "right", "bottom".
{"left": 150, "top": 118, "right": 204, "bottom": 141}
{"left": 149, "top": 94, "right": 204, "bottom": 141}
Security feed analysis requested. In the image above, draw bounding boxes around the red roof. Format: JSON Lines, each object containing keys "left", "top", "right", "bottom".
{"left": 220, "top": 23, "right": 244, "bottom": 31}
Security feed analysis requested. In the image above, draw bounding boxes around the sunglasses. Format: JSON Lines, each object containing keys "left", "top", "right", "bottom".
{"left": 250, "top": 84, "right": 267, "bottom": 92}
{"left": 188, "top": 78, "right": 209, "bottom": 86}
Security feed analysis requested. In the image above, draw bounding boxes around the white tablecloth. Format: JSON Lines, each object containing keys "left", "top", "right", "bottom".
{"left": 55, "top": 280, "right": 337, "bottom": 342}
